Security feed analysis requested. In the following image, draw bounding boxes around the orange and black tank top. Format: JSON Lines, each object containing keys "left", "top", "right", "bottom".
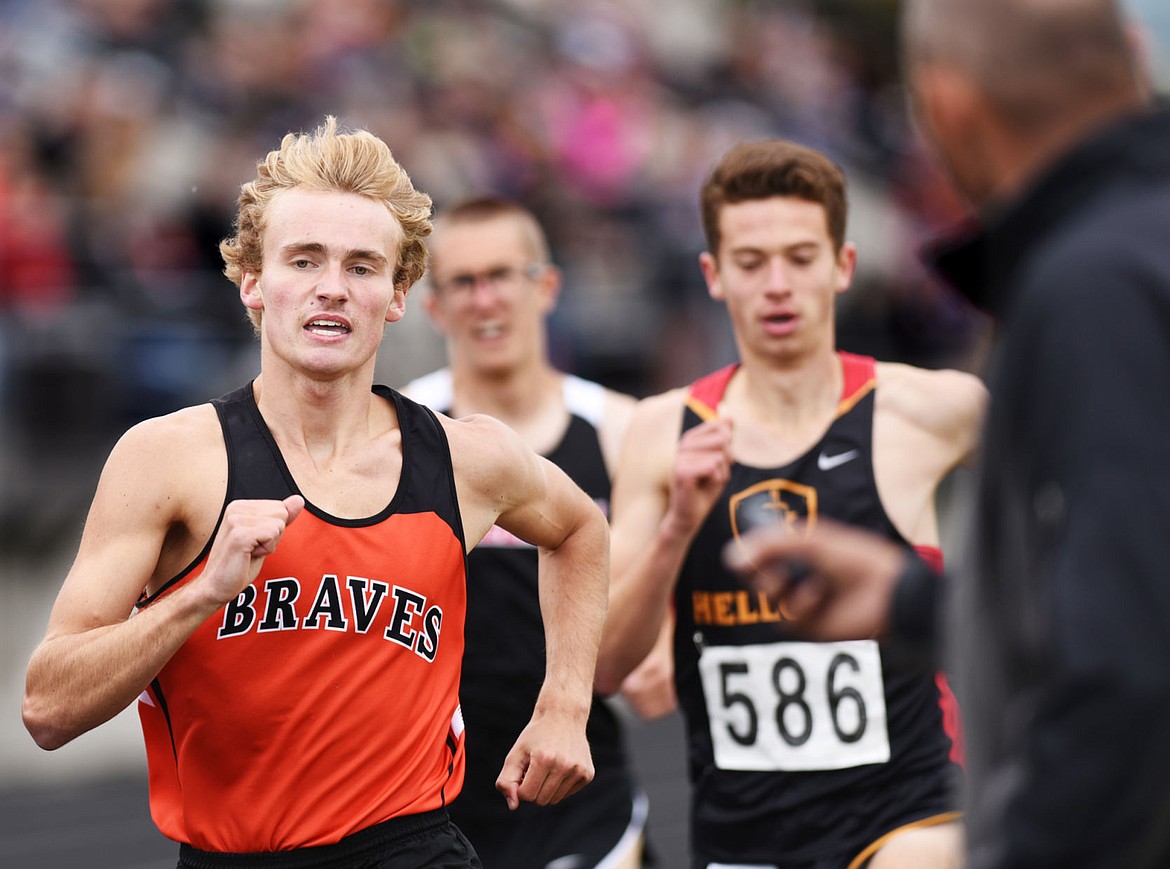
{"left": 136, "top": 383, "right": 468, "bottom": 853}
{"left": 675, "top": 353, "right": 959, "bottom": 866}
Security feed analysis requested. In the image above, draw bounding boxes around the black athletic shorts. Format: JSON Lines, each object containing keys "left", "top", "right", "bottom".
{"left": 690, "top": 809, "right": 961, "bottom": 869}
{"left": 451, "top": 682, "right": 648, "bottom": 869}
{"left": 451, "top": 782, "right": 648, "bottom": 868}
{"left": 175, "top": 808, "right": 482, "bottom": 869}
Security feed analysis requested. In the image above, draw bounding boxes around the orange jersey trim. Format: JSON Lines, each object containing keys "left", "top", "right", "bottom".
{"left": 845, "top": 811, "right": 963, "bottom": 869}
{"left": 836, "top": 351, "right": 877, "bottom": 416}
{"left": 685, "top": 363, "right": 737, "bottom": 421}
{"left": 685, "top": 354, "right": 877, "bottom": 421}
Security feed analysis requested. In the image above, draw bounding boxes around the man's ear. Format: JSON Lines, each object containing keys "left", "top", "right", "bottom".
{"left": 240, "top": 270, "right": 264, "bottom": 314}
{"left": 385, "top": 284, "right": 407, "bottom": 324}
{"left": 699, "top": 251, "right": 723, "bottom": 301}
{"left": 835, "top": 242, "right": 858, "bottom": 295}
{"left": 421, "top": 285, "right": 448, "bottom": 333}
{"left": 916, "top": 66, "right": 979, "bottom": 141}
{"left": 909, "top": 62, "right": 996, "bottom": 192}
{"left": 536, "top": 263, "right": 562, "bottom": 316}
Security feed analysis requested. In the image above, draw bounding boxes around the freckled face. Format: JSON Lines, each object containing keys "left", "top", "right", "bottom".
{"left": 240, "top": 188, "right": 405, "bottom": 377}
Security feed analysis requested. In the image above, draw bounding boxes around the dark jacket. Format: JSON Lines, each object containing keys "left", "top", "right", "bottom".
{"left": 904, "top": 106, "right": 1170, "bottom": 869}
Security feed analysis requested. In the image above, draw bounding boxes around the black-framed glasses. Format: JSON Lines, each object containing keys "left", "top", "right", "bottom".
{"left": 435, "top": 262, "right": 545, "bottom": 295}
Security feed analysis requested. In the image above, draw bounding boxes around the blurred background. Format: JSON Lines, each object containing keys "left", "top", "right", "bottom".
{"left": 1, "top": 0, "right": 1166, "bottom": 865}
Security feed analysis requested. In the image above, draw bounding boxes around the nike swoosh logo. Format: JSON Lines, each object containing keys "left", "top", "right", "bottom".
{"left": 817, "top": 448, "right": 860, "bottom": 471}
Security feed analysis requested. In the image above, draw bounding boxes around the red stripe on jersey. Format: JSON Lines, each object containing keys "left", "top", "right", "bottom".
{"left": 687, "top": 354, "right": 877, "bottom": 421}
{"left": 910, "top": 543, "right": 965, "bottom": 767}
{"left": 913, "top": 544, "right": 944, "bottom": 574}
{"left": 685, "top": 363, "right": 737, "bottom": 420}
{"left": 837, "top": 352, "right": 877, "bottom": 416}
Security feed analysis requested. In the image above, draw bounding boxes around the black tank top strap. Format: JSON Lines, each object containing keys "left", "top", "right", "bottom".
{"left": 374, "top": 385, "right": 466, "bottom": 553}
{"left": 213, "top": 383, "right": 298, "bottom": 502}
{"left": 546, "top": 414, "right": 609, "bottom": 502}
{"left": 137, "top": 383, "right": 284, "bottom": 607}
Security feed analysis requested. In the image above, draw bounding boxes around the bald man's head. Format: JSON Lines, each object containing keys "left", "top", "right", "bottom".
{"left": 902, "top": 0, "right": 1140, "bottom": 131}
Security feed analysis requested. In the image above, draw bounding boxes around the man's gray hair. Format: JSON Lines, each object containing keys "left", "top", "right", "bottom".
{"left": 901, "top": 0, "right": 1138, "bottom": 129}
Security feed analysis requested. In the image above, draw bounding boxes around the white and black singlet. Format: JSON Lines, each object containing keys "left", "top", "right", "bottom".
{"left": 406, "top": 369, "right": 648, "bottom": 869}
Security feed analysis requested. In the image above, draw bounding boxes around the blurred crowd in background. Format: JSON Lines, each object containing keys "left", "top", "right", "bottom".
{"left": 1, "top": 0, "right": 1165, "bottom": 555}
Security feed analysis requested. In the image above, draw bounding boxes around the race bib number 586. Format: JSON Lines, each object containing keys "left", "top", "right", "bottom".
{"left": 698, "top": 640, "right": 890, "bottom": 771}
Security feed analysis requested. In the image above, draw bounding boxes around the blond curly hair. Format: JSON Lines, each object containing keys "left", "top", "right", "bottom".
{"left": 220, "top": 116, "right": 433, "bottom": 329}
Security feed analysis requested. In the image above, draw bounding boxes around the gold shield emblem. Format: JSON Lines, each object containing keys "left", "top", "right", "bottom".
{"left": 728, "top": 478, "right": 818, "bottom": 550}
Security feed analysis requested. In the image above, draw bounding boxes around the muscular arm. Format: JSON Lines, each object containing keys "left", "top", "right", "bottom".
{"left": 23, "top": 410, "right": 302, "bottom": 750}
{"left": 447, "top": 413, "right": 610, "bottom": 807}
{"left": 594, "top": 391, "right": 732, "bottom": 695}
{"left": 873, "top": 363, "right": 987, "bottom": 546}
{"left": 598, "top": 388, "right": 678, "bottom": 717}
{"left": 514, "top": 457, "right": 609, "bottom": 735}
{"left": 596, "top": 388, "right": 637, "bottom": 477}
{"left": 617, "top": 614, "right": 678, "bottom": 719}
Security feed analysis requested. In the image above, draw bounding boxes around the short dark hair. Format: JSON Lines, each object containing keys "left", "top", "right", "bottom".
{"left": 700, "top": 140, "right": 848, "bottom": 257}
{"left": 429, "top": 195, "right": 550, "bottom": 272}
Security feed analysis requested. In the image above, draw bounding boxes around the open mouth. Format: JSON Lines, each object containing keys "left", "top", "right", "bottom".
{"left": 764, "top": 313, "right": 797, "bottom": 326}
{"left": 305, "top": 318, "right": 351, "bottom": 336}
{"left": 474, "top": 322, "right": 504, "bottom": 339}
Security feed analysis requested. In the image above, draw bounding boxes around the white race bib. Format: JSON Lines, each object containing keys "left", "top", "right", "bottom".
{"left": 697, "top": 639, "right": 890, "bottom": 771}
